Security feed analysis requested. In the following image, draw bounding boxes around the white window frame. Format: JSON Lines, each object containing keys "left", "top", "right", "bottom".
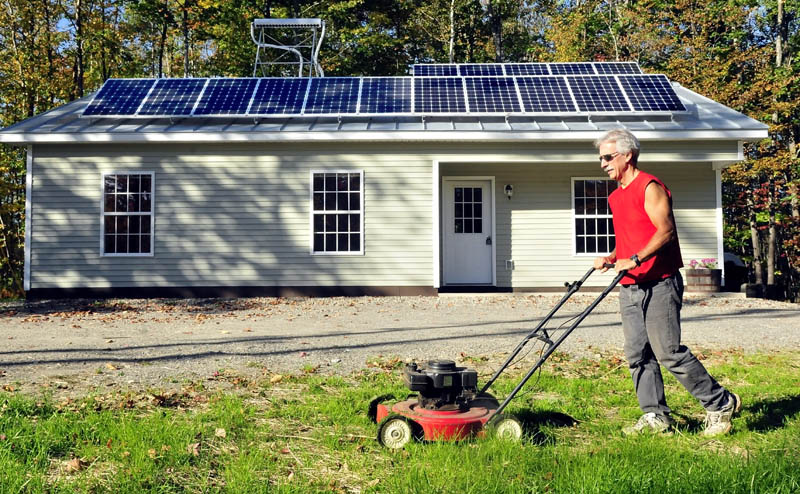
{"left": 571, "top": 176, "right": 616, "bottom": 257}
{"left": 100, "top": 171, "right": 155, "bottom": 257}
{"left": 309, "top": 170, "right": 365, "bottom": 256}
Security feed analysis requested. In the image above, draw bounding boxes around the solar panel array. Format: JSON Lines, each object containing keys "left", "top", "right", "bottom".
{"left": 83, "top": 63, "right": 686, "bottom": 118}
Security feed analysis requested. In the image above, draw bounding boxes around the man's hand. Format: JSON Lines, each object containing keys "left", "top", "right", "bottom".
{"left": 615, "top": 257, "right": 637, "bottom": 272}
{"left": 594, "top": 256, "right": 614, "bottom": 272}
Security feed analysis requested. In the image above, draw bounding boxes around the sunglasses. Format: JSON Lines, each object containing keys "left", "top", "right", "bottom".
{"left": 598, "top": 152, "right": 620, "bottom": 163}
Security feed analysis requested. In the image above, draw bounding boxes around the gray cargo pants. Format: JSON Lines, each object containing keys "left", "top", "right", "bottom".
{"left": 620, "top": 273, "right": 729, "bottom": 415}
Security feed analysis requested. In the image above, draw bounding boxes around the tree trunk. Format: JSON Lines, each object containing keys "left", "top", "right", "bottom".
{"left": 767, "top": 192, "right": 776, "bottom": 286}
{"left": 158, "top": 0, "right": 168, "bottom": 78}
{"left": 449, "top": 0, "right": 455, "bottom": 63}
{"left": 481, "top": 0, "right": 502, "bottom": 62}
{"left": 748, "top": 196, "right": 764, "bottom": 285}
{"left": 182, "top": 5, "right": 189, "bottom": 77}
{"left": 74, "top": 0, "right": 85, "bottom": 98}
{"left": 100, "top": 0, "right": 109, "bottom": 81}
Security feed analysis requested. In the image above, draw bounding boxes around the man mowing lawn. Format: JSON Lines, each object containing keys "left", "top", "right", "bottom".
{"left": 592, "top": 129, "right": 741, "bottom": 437}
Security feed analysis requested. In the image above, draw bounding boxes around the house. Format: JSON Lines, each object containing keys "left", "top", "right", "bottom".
{"left": 0, "top": 63, "right": 769, "bottom": 298}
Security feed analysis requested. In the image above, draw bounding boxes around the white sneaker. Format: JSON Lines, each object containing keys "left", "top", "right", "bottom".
{"left": 622, "top": 412, "right": 675, "bottom": 435}
{"left": 703, "top": 392, "right": 742, "bottom": 437}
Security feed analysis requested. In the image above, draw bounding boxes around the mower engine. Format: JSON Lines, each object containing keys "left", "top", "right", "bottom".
{"left": 402, "top": 360, "right": 478, "bottom": 410}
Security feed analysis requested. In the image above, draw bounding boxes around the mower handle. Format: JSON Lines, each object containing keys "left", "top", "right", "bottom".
{"left": 487, "top": 268, "right": 628, "bottom": 424}
{"left": 480, "top": 265, "right": 601, "bottom": 396}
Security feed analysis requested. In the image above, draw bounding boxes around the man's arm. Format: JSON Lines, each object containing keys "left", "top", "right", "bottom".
{"left": 615, "top": 181, "right": 677, "bottom": 271}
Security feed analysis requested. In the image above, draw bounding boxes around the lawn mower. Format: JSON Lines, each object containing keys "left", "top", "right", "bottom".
{"left": 369, "top": 265, "right": 625, "bottom": 449}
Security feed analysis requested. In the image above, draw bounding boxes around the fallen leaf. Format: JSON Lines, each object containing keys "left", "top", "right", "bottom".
{"left": 215, "top": 428, "right": 227, "bottom": 438}
{"left": 105, "top": 363, "right": 119, "bottom": 371}
{"left": 106, "top": 339, "right": 114, "bottom": 344}
{"left": 65, "top": 458, "right": 86, "bottom": 472}
{"left": 148, "top": 448, "right": 157, "bottom": 459}
{"left": 280, "top": 447, "right": 291, "bottom": 454}
{"left": 187, "top": 442, "right": 200, "bottom": 456}
{"left": 105, "top": 438, "right": 113, "bottom": 449}
{"left": 270, "top": 375, "right": 283, "bottom": 384}
{"left": 122, "top": 451, "right": 131, "bottom": 457}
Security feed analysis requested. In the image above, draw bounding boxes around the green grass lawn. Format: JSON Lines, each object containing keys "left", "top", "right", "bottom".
{"left": 1, "top": 351, "right": 798, "bottom": 493}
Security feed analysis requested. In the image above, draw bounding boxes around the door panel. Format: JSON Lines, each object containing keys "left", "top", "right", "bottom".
{"left": 443, "top": 180, "right": 493, "bottom": 284}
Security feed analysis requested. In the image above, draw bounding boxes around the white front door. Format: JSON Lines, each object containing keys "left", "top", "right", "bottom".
{"left": 442, "top": 179, "right": 494, "bottom": 285}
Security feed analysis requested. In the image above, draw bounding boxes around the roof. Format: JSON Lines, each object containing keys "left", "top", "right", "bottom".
{"left": 0, "top": 83, "right": 768, "bottom": 145}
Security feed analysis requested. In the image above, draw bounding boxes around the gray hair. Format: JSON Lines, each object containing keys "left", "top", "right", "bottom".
{"left": 594, "top": 129, "right": 640, "bottom": 164}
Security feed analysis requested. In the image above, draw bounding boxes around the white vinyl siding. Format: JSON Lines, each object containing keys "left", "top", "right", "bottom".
{"left": 440, "top": 160, "right": 719, "bottom": 288}
{"left": 29, "top": 143, "right": 432, "bottom": 289}
{"left": 27, "top": 141, "right": 725, "bottom": 290}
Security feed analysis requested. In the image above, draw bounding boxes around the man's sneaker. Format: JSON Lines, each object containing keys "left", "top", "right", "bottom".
{"left": 702, "top": 392, "right": 742, "bottom": 437}
{"left": 622, "top": 412, "right": 675, "bottom": 436}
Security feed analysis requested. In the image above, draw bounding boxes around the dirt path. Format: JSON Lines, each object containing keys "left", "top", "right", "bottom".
{"left": 1, "top": 294, "right": 798, "bottom": 397}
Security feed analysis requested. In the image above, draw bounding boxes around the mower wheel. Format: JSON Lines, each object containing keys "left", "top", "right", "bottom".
{"left": 377, "top": 415, "right": 419, "bottom": 449}
{"left": 490, "top": 414, "right": 523, "bottom": 441}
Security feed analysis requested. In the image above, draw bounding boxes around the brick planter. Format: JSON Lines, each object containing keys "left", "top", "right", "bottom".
{"left": 685, "top": 268, "right": 722, "bottom": 292}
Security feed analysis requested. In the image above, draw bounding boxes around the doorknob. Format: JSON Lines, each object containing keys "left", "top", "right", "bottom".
{"left": 486, "top": 236, "right": 492, "bottom": 245}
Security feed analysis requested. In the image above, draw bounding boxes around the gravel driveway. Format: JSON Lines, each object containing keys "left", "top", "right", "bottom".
{"left": 1, "top": 294, "right": 798, "bottom": 395}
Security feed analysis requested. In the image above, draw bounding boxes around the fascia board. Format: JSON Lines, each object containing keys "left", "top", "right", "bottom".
{"left": 0, "top": 128, "right": 769, "bottom": 145}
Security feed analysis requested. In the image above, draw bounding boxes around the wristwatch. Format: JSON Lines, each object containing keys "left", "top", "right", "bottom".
{"left": 630, "top": 254, "right": 641, "bottom": 267}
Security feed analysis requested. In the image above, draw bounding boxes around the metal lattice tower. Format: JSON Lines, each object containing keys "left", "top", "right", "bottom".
{"left": 251, "top": 18, "right": 325, "bottom": 78}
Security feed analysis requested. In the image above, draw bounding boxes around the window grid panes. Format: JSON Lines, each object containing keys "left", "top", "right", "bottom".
{"left": 454, "top": 187, "right": 483, "bottom": 234}
{"left": 312, "top": 172, "right": 362, "bottom": 253}
{"left": 574, "top": 179, "right": 616, "bottom": 254}
{"left": 103, "top": 173, "right": 153, "bottom": 255}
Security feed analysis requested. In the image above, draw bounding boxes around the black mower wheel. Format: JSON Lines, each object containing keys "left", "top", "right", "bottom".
{"left": 489, "top": 414, "right": 523, "bottom": 441}
{"left": 377, "top": 415, "right": 419, "bottom": 450}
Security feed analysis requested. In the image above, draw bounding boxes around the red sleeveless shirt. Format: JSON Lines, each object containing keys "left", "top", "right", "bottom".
{"left": 608, "top": 171, "right": 683, "bottom": 285}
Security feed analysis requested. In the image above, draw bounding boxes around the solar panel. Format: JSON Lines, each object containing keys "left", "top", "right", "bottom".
{"left": 193, "top": 78, "right": 259, "bottom": 115}
{"left": 459, "top": 64, "right": 504, "bottom": 76}
{"left": 594, "top": 62, "right": 641, "bottom": 74}
{"left": 249, "top": 78, "right": 309, "bottom": 115}
{"left": 465, "top": 77, "right": 520, "bottom": 113}
{"left": 549, "top": 63, "right": 595, "bottom": 75}
{"left": 414, "top": 77, "right": 467, "bottom": 113}
{"left": 413, "top": 64, "right": 459, "bottom": 77}
{"left": 304, "top": 78, "right": 360, "bottom": 114}
{"left": 515, "top": 76, "right": 576, "bottom": 113}
{"left": 84, "top": 79, "right": 156, "bottom": 116}
{"left": 137, "top": 78, "right": 207, "bottom": 115}
{"left": 359, "top": 77, "right": 412, "bottom": 113}
{"left": 568, "top": 76, "right": 631, "bottom": 112}
{"left": 618, "top": 74, "right": 686, "bottom": 112}
{"left": 504, "top": 63, "right": 549, "bottom": 76}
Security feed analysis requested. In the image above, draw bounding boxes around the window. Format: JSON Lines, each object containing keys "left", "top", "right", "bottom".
{"left": 573, "top": 178, "right": 617, "bottom": 255}
{"left": 311, "top": 171, "right": 363, "bottom": 254}
{"left": 454, "top": 186, "right": 482, "bottom": 234}
{"left": 102, "top": 172, "right": 154, "bottom": 256}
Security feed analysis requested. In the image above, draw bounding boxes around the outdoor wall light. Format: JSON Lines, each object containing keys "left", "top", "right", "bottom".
{"left": 504, "top": 184, "right": 514, "bottom": 199}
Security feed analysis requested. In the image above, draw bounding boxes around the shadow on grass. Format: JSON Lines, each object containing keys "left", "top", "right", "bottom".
{"left": 745, "top": 395, "right": 800, "bottom": 432}
{"left": 517, "top": 409, "right": 578, "bottom": 446}
{"left": 670, "top": 394, "right": 800, "bottom": 434}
